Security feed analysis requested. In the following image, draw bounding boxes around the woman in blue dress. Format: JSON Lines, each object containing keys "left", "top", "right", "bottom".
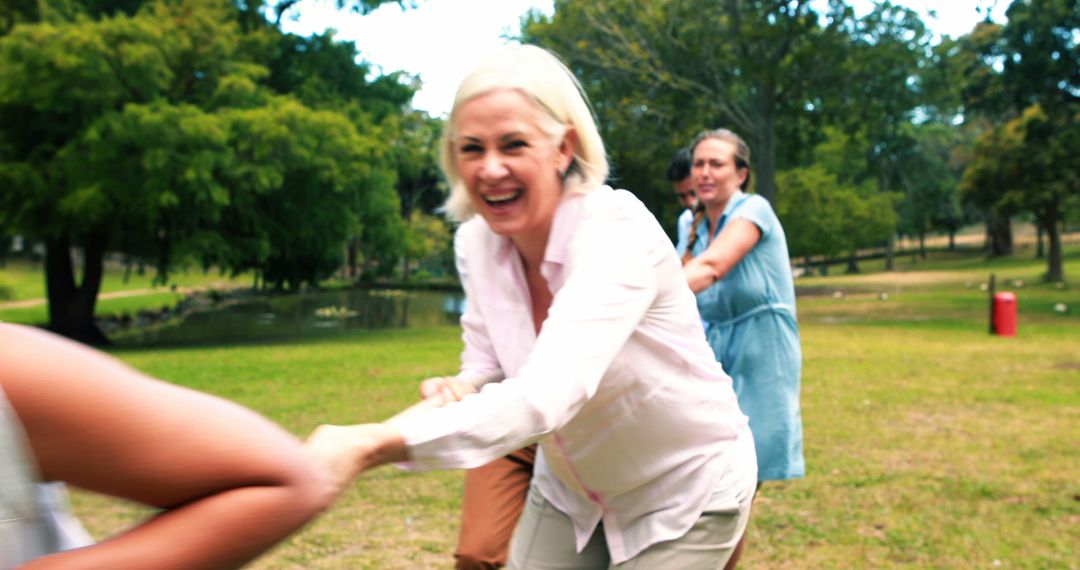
{"left": 676, "top": 128, "right": 804, "bottom": 566}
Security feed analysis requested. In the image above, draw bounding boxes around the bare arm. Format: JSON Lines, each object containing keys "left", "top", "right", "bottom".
{"left": 0, "top": 324, "right": 334, "bottom": 570}
{"left": 683, "top": 218, "right": 761, "bottom": 293}
{"left": 303, "top": 373, "right": 499, "bottom": 498}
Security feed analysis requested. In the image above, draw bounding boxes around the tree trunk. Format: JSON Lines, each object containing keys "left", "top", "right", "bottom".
{"left": 919, "top": 231, "right": 926, "bottom": 259}
{"left": 885, "top": 236, "right": 895, "bottom": 271}
{"left": 948, "top": 230, "right": 955, "bottom": 250}
{"left": 986, "top": 209, "right": 1013, "bottom": 256}
{"left": 714, "top": 71, "right": 776, "bottom": 203}
{"left": 1036, "top": 223, "right": 1044, "bottom": 258}
{"left": 45, "top": 233, "right": 109, "bottom": 345}
{"left": 1044, "top": 201, "right": 1063, "bottom": 282}
{"left": 845, "top": 250, "right": 859, "bottom": 274}
{"left": 347, "top": 238, "right": 359, "bottom": 278}
{"left": 754, "top": 83, "right": 778, "bottom": 204}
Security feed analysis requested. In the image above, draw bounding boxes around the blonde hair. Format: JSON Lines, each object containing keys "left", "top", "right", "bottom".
{"left": 682, "top": 128, "right": 752, "bottom": 265}
{"left": 440, "top": 44, "right": 609, "bottom": 222}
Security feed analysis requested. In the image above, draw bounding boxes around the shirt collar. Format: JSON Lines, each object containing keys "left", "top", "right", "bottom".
{"left": 698, "top": 190, "right": 748, "bottom": 241}
{"left": 490, "top": 187, "right": 593, "bottom": 285}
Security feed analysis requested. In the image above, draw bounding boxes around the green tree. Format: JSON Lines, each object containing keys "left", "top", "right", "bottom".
{"left": 821, "top": 2, "right": 932, "bottom": 270}
{"left": 843, "top": 188, "right": 900, "bottom": 272}
{"left": 268, "top": 0, "right": 406, "bottom": 25}
{"left": 776, "top": 131, "right": 898, "bottom": 275}
{"left": 402, "top": 211, "right": 452, "bottom": 280}
{"left": 893, "top": 123, "right": 967, "bottom": 258}
{"left": 223, "top": 100, "right": 399, "bottom": 289}
{"left": 995, "top": 0, "right": 1078, "bottom": 118}
{"left": 775, "top": 165, "right": 852, "bottom": 270}
{"left": 0, "top": 0, "right": 409, "bottom": 342}
{"left": 0, "top": 0, "right": 247, "bottom": 343}
{"left": 952, "top": 0, "right": 1078, "bottom": 260}
{"left": 521, "top": 0, "right": 935, "bottom": 273}
{"left": 519, "top": 0, "right": 705, "bottom": 229}
{"left": 524, "top": 0, "right": 859, "bottom": 205}
{"left": 256, "top": 28, "right": 416, "bottom": 281}
{"left": 962, "top": 105, "right": 1077, "bottom": 281}
{"left": 390, "top": 111, "right": 447, "bottom": 280}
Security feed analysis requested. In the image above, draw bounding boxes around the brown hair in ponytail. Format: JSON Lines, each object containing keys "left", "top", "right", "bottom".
{"left": 681, "top": 128, "right": 752, "bottom": 265}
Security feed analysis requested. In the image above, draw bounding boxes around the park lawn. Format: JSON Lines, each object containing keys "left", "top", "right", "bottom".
{"left": 0, "top": 259, "right": 250, "bottom": 324}
{"left": 0, "top": 292, "right": 189, "bottom": 326}
{"left": 0, "top": 259, "right": 250, "bottom": 302}
{"left": 66, "top": 248, "right": 1078, "bottom": 569}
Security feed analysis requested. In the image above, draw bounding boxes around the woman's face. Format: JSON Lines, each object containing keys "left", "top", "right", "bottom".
{"left": 691, "top": 138, "right": 747, "bottom": 209}
{"left": 453, "top": 89, "right": 574, "bottom": 244}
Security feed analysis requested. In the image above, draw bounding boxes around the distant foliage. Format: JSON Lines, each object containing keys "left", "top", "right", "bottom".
{"left": 0, "top": 0, "right": 422, "bottom": 341}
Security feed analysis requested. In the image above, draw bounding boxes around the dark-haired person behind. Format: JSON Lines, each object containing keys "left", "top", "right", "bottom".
{"left": 666, "top": 147, "right": 696, "bottom": 243}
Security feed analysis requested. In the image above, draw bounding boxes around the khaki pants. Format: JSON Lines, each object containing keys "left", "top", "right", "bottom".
{"left": 508, "top": 481, "right": 753, "bottom": 570}
{"left": 454, "top": 445, "right": 537, "bottom": 570}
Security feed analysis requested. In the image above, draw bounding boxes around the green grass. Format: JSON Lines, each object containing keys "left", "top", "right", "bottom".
{"left": 0, "top": 259, "right": 250, "bottom": 324}
{"left": 0, "top": 292, "right": 190, "bottom": 325}
{"left": 62, "top": 246, "right": 1080, "bottom": 569}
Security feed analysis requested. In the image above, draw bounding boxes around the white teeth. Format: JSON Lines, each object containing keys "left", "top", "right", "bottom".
{"left": 485, "top": 190, "right": 521, "bottom": 204}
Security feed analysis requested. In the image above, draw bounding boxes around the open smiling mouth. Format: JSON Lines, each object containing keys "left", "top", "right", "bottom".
{"left": 483, "top": 190, "right": 524, "bottom": 207}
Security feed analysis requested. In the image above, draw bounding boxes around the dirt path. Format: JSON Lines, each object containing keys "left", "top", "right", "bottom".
{"left": 0, "top": 285, "right": 234, "bottom": 309}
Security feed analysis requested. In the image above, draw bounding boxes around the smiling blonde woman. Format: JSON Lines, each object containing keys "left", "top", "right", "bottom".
{"left": 306, "top": 45, "right": 758, "bottom": 569}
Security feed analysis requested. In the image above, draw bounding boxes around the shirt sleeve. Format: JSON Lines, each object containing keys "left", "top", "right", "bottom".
{"left": 454, "top": 224, "right": 503, "bottom": 388}
{"left": 676, "top": 209, "right": 693, "bottom": 256}
{"left": 388, "top": 201, "right": 659, "bottom": 471}
{"left": 729, "top": 195, "right": 776, "bottom": 239}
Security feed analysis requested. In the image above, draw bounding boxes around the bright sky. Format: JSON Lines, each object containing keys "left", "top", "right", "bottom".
{"left": 278, "top": 0, "right": 1013, "bottom": 117}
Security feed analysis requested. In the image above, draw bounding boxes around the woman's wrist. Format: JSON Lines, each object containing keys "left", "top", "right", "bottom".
{"left": 363, "top": 423, "right": 409, "bottom": 468}
{"left": 304, "top": 423, "right": 409, "bottom": 499}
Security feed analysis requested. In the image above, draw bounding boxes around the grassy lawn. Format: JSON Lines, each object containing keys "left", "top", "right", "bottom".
{"left": 63, "top": 245, "right": 1079, "bottom": 569}
{"left": 0, "top": 259, "right": 250, "bottom": 324}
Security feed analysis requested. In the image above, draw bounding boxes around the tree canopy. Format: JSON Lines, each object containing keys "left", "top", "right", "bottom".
{"left": 521, "top": 0, "right": 1074, "bottom": 279}
{"left": 953, "top": 0, "right": 1078, "bottom": 279}
{"left": 0, "top": 0, "right": 420, "bottom": 342}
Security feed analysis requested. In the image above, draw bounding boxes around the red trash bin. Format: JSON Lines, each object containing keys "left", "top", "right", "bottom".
{"left": 992, "top": 292, "right": 1017, "bottom": 336}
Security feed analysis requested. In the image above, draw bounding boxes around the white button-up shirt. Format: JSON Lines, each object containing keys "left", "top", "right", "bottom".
{"left": 389, "top": 186, "right": 752, "bottom": 563}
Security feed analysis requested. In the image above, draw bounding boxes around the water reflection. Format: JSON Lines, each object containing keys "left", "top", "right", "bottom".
{"left": 114, "top": 288, "right": 465, "bottom": 347}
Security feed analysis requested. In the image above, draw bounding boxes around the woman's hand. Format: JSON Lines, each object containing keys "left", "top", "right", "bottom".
{"left": 419, "top": 376, "right": 478, "bottom": 404}
{"left": 304, "top": 423, "right": 408, "bottom": 500}
{"left": 683, "top": 218, "right": 762, "bottom": 294}
{"left": 684, "top": 259, "right": 719, "bottom": 293}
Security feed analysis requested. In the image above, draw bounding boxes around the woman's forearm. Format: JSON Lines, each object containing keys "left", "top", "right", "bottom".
{"left": 22, "top": 476, "right": 330, "bottom": 570}
{"left": 684, "top": 260, "right": 718, "bottom": 293}
{"left": 1, "top": 323, "right": 336, "bottom": 569}
{"left": 684, "top": 218, "right": 761, "bottom": 293}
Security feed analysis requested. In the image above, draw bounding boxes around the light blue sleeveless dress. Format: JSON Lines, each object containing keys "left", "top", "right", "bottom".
{"left": 677, "top": 192, "right": 805, "bottom": 481}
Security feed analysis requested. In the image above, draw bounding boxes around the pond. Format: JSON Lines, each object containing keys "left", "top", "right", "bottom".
{"left": 112, "top": 288, "right": 465, "bottom": 347}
